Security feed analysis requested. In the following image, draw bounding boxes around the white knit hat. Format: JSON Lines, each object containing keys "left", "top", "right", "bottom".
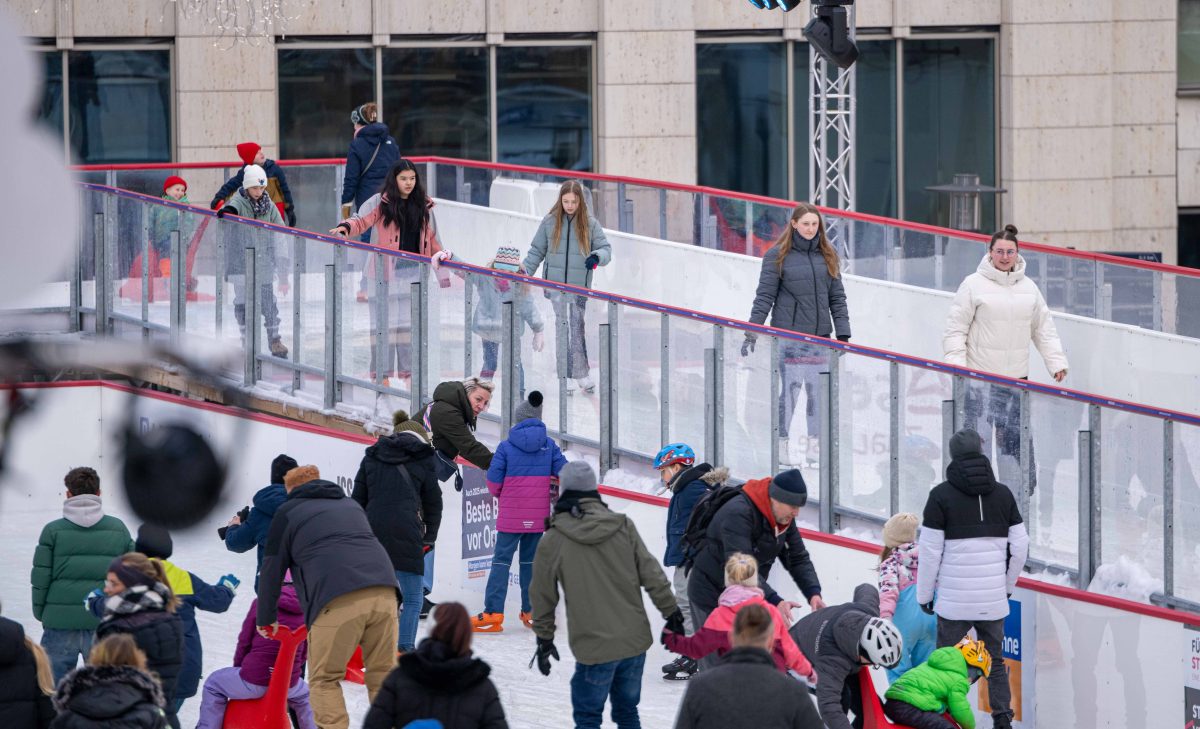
{"left": 242, "top": 164, "right": 267, "bottom": 189}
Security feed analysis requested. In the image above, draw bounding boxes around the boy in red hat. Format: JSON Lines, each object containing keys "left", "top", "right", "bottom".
{"left": 210, "top": 142, "right": 296, "bottom": 226}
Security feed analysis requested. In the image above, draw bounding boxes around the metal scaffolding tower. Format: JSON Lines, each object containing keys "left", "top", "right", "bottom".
{"left": 807, "top": 3, "right": 856, "bottom": 213}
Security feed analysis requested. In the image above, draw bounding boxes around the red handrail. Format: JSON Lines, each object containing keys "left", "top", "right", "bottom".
{"left": 72, "top": 155, "right": 1199, "bottom": 279}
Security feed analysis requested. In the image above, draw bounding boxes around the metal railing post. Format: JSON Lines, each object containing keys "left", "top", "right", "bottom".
{"left": 500, "top": 301, "right": 517, "bottom": 436}
{"left": 291, "top": 237, "right": 305, "bottom": 392}
{"left": 69, "top": 190, "right": 83, "bottom": 332}
{"left": 139, "top": 205, "right": 151, "bottom": 338}
{"left": 1163, "top": 419, "right": 1175, "bottom": 598}
{"left": 608, "top": 301, "right": 620, "bottom": 449}
{"left": 244, "top": 247, "right": 258, "bottom": 386}
{"left": 169, "top": 231, "right": 185, "bottom": 345}
{"left": 660, "top": 313, "right": 671, "bottom": 445}
{"left": 464, "top": 276, "right": 475, "bottom": 377}
{"left": 952, "top": 375, "right": 967, "bottom": 433}
{"left": 215, "top": 224, "right": 226, "bottom": 336}
{"left": 93, "top": 211, "right": 107, "bottom": 335}
{"left": 934, "top": 235, "right": 946, "bottom": 291}
{"left": 1151, "top": 270, "right": 1163, "bottom": 332}
{"left": 889, "top": 361, "right": 901, "bottom": 515}
{"left": 744, "top": 201, "right": 754, "bottom": 256}
{"left": 658, "top": 188, "right": 668, "bottom": 240}
{"left": 599, "top": 322, "right": 614, "bottom": 476}
{"left": 1078, "top": 405, "right": 1102, "bottom": 588}
{"left": 941, "top": 399, "right": 955, "bottom": 477}
{"left": 617, "top": 182, "right": 631, "bottom": 232}
{"left": 426, "top": 163, "right": 439, "bottom": 199}
{"left": 556, "top": 296, "right": 570, "bottom": 439}
{"left": 324, "top": 264, "right": 339, "bottom": 409}
{"left": 770, "top": 336, "right": 780, "bottom": 472}
{"left": 818, "top": 370, "right": 835, "bottom": 533}
{"left": 412, "top": 276, "right": 429, "bottom": 401}
{"left": 1018, "top": 388, "right": 1032, "bottom": 518}
{"left": 372, "top": 253, "right": 387, "bottom": 386}
{"left": 713, "top": 326, "right": 724, "bottom": 464}
{"left": 704, "top": 346, "right": 718, "bottom": 465}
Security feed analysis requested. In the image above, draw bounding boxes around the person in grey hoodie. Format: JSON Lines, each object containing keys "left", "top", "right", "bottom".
{"left": 741, "top": 202, "right": 850, "bottom": 467}
{"left": 31, "top": 466, "right": 134, "bottom": 682}
{"left": 789, "top": 584, "right": 903, "bottom": 729}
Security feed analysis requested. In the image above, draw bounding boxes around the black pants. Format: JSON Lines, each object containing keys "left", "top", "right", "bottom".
{"left": 840, "top": 673, "right": 865, "bottom": 729}
{"left": 937, "top": 617, "right": 1012, "bottom": 722}
{"left": 883, "top": 699, "right": 957, "bottom": 729}
{"left": 963, "top": 382, "right": 1036, "bottom": 494}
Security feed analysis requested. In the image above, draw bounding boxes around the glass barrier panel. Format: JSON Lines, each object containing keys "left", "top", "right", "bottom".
{"left": 518, "top": 276, "right": 566, "bottom": 437}
{"left": 1175, "top": 270, "right": 1200, "bottom": 338}
{"left": 559, "top": 291, "right": 602, "bottom": 445}
{"left": 290, "top": 235, "right": 336, "bottom": 401}
{"left": 1097, "top": 259, "right": 1157, "bottom": 330}
{"left": 719, "top": 327, "right": 775, "bottom": 480}
{"left": 1099, "top": 409, "right": 1165, "bottom": 585}
{"left": 841, "top": 218, "right": 890, "bottom": 283}
{"left": 253, "top": 226, "right": 301, "bottom": 389}
{"left": 283, "top": 165, "right": 341, "bottom": 234}
{"left": 1027, "top": 390, "right": 1085, "bottom": 570}
{"left": 1173, "top": 421, "right": 1200, "bottom": 604}
{"left": 890, "top": 227, "right": 939, "bottom": 291}
{"left": 614, "top": 303, "right": 660, "bottom": 461}
{"left": 897, "top": 368, "right": 951, "bottom": 515}
{"left": 777, "top": 338, "right": 827, "bottom": 478}
{"left": 666, "top": 316, "right": 710, "bottom": 459}
{"left": 180, "top": 205, "right": 222, "bottom": 343}
{"left": 837, "top": 353, "right": 891, "bottom": 519}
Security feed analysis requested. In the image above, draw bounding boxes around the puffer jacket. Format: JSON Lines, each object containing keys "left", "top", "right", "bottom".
{"left": 487, "top": 419, "right": 567, "bottom": 533}
{"left": 222, "top": 483, "right": 289, "bottom": 589}
{"left": 530, "top": 492, "right": 677, "bottom": 665}
{"left": 148, "top": 194, "right": 198, "bottom": 247}
{"left": 351, "top": 431, "right": 443, "bottom": 574}
{"left": 362, "top": 639, "right": 507, "bottom": 729}
{"left": 878, "top": 542, "right": 919, "bottom": 619}
{"left": 0, "top": 617, "right": 54, "bottom": 729}
{"left": 916, "top": 452, "right": 1029, "bottom": 622}
{"left": 31, "top": 495, "right": 133, "bottom": 630}
{"left": 339, "top": 194, "right": 442, "bottom": 258}
{"left": 748, "top": 231, "right": 850, "bottom": 340}
{"left": 93, "top": 604, "right": 184, "bottom": 716}
{"left": 942, "top": 254, "right": 1068, "bottom": 379}
{"left": 884, "top": 646, "right": 976, "bottom": 729}
{"left": 470, "top": 275, "right": 543, "bottom": 342}
{"left": 663, "top": 464, "right": 720, "bottom": 568}
{"left": 51, "top": 665, "right": 167, "bottom": 729}
{"left": 417, "top": 381, "right": 493, "bottom": 470}
{"left": 341, "top": 122, "right": 400, "bottom": 208}
{"left": 214, "top": 158, "right": 294, "bottom": 216}
{"left": 234, "top": 588, "right": 307, "bottom": 687}
{"left": 155, "top": 561, "right": 234, "bottom": 701}
{"left": 522, "top": 213, "right": 611, "bottom": 289}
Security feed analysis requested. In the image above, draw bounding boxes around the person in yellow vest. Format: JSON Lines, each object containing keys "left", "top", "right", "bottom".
{"left": 135, "top": 524, "right": 238, "bottom": 715}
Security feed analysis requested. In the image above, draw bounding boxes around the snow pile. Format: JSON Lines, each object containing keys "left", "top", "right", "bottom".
{"left": 1023, "top": 568, "right": 1074, "bottom": 588}
{"left": 1086, "top": 556, "right": 1163, "bottom": 604}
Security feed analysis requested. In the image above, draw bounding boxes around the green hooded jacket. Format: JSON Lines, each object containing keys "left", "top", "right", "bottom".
{"left": 884, "top": 646, "right": 976, "bottom": 729}
{"left": 530, "top": 494, "right": 677, "bottom": 665}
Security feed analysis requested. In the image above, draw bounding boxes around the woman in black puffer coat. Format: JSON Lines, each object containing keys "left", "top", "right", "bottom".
{"left": 0, "top": 615, "right": 55, "bottom": 729}
{"left": 52, "top": 633, "right": 167, "bottom": 729}
{"left": 362, "top": 602, "right": 507, "bottom": 729}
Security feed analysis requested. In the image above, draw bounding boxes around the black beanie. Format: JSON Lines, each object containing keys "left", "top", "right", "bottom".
{"left": 768, "top": 469, "right": 808, "bottom": 507}
{"left": 271, "top": 454, "right": 299, "bottom": 485}
{"left": 949, "top": 429, "right": 983, "bottom": 460}
{"left": 135, "top": 523, "right": 173, "bottom": 560}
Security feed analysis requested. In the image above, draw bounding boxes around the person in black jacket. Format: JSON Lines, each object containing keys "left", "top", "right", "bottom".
{"left": 85, "top": 554, "right": 184, "bottom": 729}
{"left": 221, "top": 454, "right": 298, "bottom": 590}
{"left": 741, "top": 203, "right": 850, "bottom": 467}
{"left": 686, "top": 469, "right": 824, "bottom": 654}
{"left": 52, "top": 633, "right": 168, "bottom": 729}
{"left": 362, "top": 602, "right": 507, "bottom": 729}
{"left": 342, "top": 101, "right": 401, "bottom": 300}
{"left": 257, "top": 465, "right": 400, "bottom": 729}
{"left": 352, "top": 411, "right": 443, "bottom": 653}
{"left": 673, "top": 603, "right": 821, "bottom": 729}
{"left": 0, "top": 613, "right": 55, "bottom": 729}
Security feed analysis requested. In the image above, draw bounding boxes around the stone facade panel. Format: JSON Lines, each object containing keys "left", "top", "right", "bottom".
{"left": 599, "top": 31, "right": 694, "bottom": 86}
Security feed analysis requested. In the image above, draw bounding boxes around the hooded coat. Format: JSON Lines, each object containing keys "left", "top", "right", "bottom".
{"left": 94, "top": 602, "right": 184, "bottom": 715}
{"left": 51, "top": 665, "right": 167, "bottom": 729}
{"left": 673, "top": 647, "right": 823, "bottom": 729}
{"left": 361, "top": 639, "right": 507, "bottom": 729}
{"left": 884, "top": 646, "right": 976, "bottom": 729}
{"left": 663, "top": 464, "right": 721, "bottom": 568}
{"left": 748, "top": 231, "right": 851, "bottom": 340}
{"left": 234, "top": 588, "right": 307, "bottom": 687}
{"left": 223, "top": 483, "right": 289, "bottom": 588}
{"left": 486, "top": 418, "right": 567, "bottom": 533}
{"left": 529, "top": 493, "right": 677, "bottom": 665}
{"left": 916, "top": 452, "right": 1029, "bottom": 622}
{"left": 352, "top": 431, "right": 444, "bottom": 574}
{"left": 31, "top": 495, "right": 134, "bottom": 630}
{"left": 0, "top": 617, "right": 54, "bottom": 729}
{"left": 789, "top": 583, "right": 881, "bottom": 729}
{"left": 417, "top": 381, "right": 493, "bottom": 471}
{"left": 341, "top": 122, "right": 400, "bottom": 209}
{"left": 942, "top": 254, "right": 1068, "bottom": 379}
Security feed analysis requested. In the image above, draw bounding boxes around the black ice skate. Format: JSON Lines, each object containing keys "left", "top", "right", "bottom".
{"left": 661, "top": 656, "right": 697, "bottom": 680}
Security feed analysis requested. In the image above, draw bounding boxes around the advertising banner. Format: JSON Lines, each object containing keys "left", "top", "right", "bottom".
{"left": 978, "top": 597, "right": 1034, "bottom": 725}
{"left": 1186, "top": 624, "right": 1200, "bottom": 729}
{"left": 460, "top": 467, "right": 497, "bottom": 592}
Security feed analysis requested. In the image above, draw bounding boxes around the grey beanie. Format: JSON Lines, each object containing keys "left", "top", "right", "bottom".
{"left": 513, "top": 391, "right": 544, "bottom": 424}
{"left": 558, "top": 461, "right": 597, "bottom": 494}
{"left": 949, "top": 428, "right": 983, "bottom": 460}
{"left": 768, "top": 468, "right": 808, "bottom": 507}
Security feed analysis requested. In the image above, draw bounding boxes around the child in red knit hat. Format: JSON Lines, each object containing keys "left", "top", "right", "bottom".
{"left": 210, "top": 141, "right": 296, "bottom": 226}
{"left": 149, "top": 175, "right": 198, "bottom": 277}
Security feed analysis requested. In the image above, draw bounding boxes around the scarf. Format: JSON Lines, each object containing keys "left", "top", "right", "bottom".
{"left": 100, "top": 583, "right": 170, "bottom": 623}
{"left": 239, "top": 186, "right": 273, "bottom": 218}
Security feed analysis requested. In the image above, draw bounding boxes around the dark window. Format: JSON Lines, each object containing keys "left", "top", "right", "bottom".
{"left": 497, "top": 45, "right": 593, "bottom": 171}
{"left": 902, "top": 38, "right": 996, "bottom": 230}
{"left": 856, "top": 40, "right": 898, "bottom": 218}
{"left": 382, "top": 46, "right": 490, "bottom": 160}
{"left": 278, "top": 48, "right": 375, "bottom": 160}
{"left": 1179, "top": 212, "right": 1200, "bottom": 337}
{"left": 67, "top": 50, "right": 171, "bottom": 164}
{"left": 1181, "top": 0, "right": 1200, "bottom": 88}
{"left": 36, "top": 51, "right": 64, "bottom": 140}
{"left": 697, "top": 42, "right": 787, "bottom": 198}
{"left": 792, "top": 45, "right": 810, "bottom": 202}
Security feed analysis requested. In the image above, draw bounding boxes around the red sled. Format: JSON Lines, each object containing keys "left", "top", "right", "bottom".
{"left": 344, "top": 645, "right": 365, "bottom": 684}
{"left": 221, "top": 624, "right": 308, "bottom": 729}
{"left": 857, "top": 667, "right": 961, "bottom": 729}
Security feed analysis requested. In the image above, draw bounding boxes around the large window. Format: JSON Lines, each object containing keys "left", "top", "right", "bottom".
{"left": 278, "top": 48, "right": 375, "bottom": 160}
{"left": 1182, "top": 0, "right": 1200, "bottom": 88}
{"left": 382, "top": 47, "right": 489, "bottom": 161}
{"left": 497, "top": 45, "right": 593, "bottom": 171}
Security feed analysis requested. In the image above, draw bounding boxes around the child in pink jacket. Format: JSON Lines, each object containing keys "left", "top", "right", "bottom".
{"left": 878, "top": 512, "right": 937, "bottom": 681}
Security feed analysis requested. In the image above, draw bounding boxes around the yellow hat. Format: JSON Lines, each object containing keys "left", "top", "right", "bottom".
{"left": 956, "top": 638, "right": 992, "bottom": 678}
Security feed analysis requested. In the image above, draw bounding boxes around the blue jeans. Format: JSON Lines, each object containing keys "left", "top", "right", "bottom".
{"left": 41, "top": 628, "right": 94, "bottom": 683}
{"left": 395, "top": 570, "right": 425, "bottom": 652}
{"left": 422, "top": 549, "right": 435, "bottom": 594}
{"left": 570, "top": 653, "right": 645, "bottom": 729}
{"left": 483, "top": 532, "right": 542, "bottom": 614}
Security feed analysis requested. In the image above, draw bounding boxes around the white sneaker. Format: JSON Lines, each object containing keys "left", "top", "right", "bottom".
{"left": 577, "top": 376, "right": 596, "bottom": 393}
{"left": 564, "top": 378, "right": 577, "bottom": 394}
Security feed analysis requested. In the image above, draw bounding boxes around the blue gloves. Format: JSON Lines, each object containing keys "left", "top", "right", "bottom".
{"left": 218, "top": 574, "right": 241, "bottom": 593}
{"left": 84, "top": 588, "right": 104, "bottom": 609}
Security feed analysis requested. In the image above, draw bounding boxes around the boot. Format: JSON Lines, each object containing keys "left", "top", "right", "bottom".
{"left": 519, "top": 611, "right": 534, "bottom": 629}
{"left": 991, "top": 715, "right": 1013, "bottom": 729}
{"left": 268, "top": 338, "right": 288, "bottom": 358}
{"left": 420, "top": 597, "right": 435, "bottom": 620}
{"left": 662, "top": 656, "right": 697, "bottom": 681}
{"left": 471, "top": 612, "right": 504, "bottom": 633}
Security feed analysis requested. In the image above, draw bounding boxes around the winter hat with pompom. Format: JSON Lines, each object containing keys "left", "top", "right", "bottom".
{"left": 493, "top": 246, "right": 522, "bottom": 272}
{"left": 392, "top": 410, "right": 429, "bottom": 441}
{"left": 882, "top": 512, "right": 919, "bottom": 548}
{"left": 283, "top": 465, "right": 320, "bottom": 490}
{"left": 513, "top": 391, "right": 543, "bottom": 424}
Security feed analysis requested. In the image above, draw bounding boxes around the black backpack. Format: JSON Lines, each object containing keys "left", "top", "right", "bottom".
{"left": 679, "top": 484, "right": 746, "bottom": 569}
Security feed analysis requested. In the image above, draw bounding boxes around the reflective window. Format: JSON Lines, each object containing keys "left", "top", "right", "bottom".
{"left": 856, "top": 40, "right": 898, "bottom": 218}
{"left": 383, "top": 47, "right": 490, "bottom": 160}
{"left": 278, "top": 48, "right": 375, "bottom": 160}
{"left": 36, "top": 51, "right": 64, "bottom": 140}
{"left": 697, "top": 42, "right": 787, "bottom": 199}
{"left": 497, "top": 46, "right": 593, "bottom": 171}
{"left": 67, "top": 50, "right": 171, "bottom": 164}
{"left": 902, "top": 38, "right": 996, "bottom": 230}
{"left": 1181, "top": 0, "right": 1200, "bottom": 88}
{"left": 792, "top": 46, "right": 810, "bottom": 202}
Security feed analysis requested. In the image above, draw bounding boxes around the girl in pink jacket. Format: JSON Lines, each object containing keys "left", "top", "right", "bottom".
{"left": 877, "top": 512, "right": 936, "bottom": 681}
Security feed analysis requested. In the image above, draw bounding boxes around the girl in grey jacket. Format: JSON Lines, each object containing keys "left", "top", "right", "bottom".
{"left": 521, "top": 180, "right": 611, "bottom": 393}
{"left": 742, "top": 203, "right": 850, "bottom": 466}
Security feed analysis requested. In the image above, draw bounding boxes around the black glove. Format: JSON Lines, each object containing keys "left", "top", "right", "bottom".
{"left": 286, "top": 207, "right": 297, "bottom": 227}
{"left": 920, "top": 601, "right": 935, "bottom": 615}
{"left": 215, "top": 207, "right": 230, "bottom": 219}
{"left": 237, "top": 505, "right": 251, "bottom": 523}
{"left": 217, "top": 525, "right": 229, "bottom": 540}
{"left": 663, "top": 609, "right": 685, "bottom": 642}
{"left": 836, "top": 335, "right": 850, "bottom": 342}
{"left": 584, "top": 254, "right": 600, "bottom": 271}
{"left": 453, "top": 472, "right": 464, "bottom": 492}
{"left": 533, "top": 637, "right": 559, "bottom": 676}
{"left": 210, "top": 198, "right": 222, "bottom": 211}
{"left": 741, "top": 337, "right": 755, "bottom": 357}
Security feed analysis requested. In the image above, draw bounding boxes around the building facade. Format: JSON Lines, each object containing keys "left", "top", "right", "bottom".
{"left": 8, "top": 0, "right": 1195, "bottom": 265}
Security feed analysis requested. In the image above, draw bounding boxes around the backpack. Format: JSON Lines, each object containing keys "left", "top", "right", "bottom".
{"left": 679, "top": 484, "right": 747, "bottom": 570}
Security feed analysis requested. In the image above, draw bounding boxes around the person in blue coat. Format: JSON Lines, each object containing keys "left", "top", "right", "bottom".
{"left": 221, "top": 454, "right": 297, "bottom": 590}
{"left": 133, "top": 525, "right": 238, "bottom": 713}
{"left": 341, "top": 102, "right": 402, "bottom": 300}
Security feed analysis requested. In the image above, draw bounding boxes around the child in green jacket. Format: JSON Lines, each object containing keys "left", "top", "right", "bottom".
{"left": 882, "top": 639, "right": 992, "bottom": 729}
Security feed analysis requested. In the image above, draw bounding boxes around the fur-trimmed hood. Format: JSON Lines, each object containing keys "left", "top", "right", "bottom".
{"left": 700, "top": 466, "right": 729, "bottom": 487}
{"left": 54, "top": 664, "right": 165, "bottom": 715}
